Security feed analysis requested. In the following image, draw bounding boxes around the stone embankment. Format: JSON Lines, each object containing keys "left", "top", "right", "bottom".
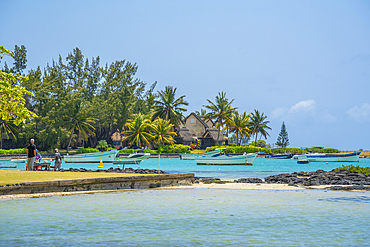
{"left": 57, "top": 167, "right": 168, "bottom": 174}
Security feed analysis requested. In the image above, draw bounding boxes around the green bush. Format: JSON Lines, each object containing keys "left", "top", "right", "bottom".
{"left": 157, "top": 144, "right": 191, "bottom": 153}
{"left": 119, "top": 148, "right": 155, "bottom": 154}
{"left": 0, "top": 148, "right": 27, "bottom": 154}
{"left": 334, "top": 165, "right": 370, "bottom": 176}
{"left": 75, "top": 148, "right": 100, "bottom": 154}
{"left": 322, "top": 148, "right": 339, "bottom": 153}
{"left": 271, "top": 148, "right": 305, "bottom": 154}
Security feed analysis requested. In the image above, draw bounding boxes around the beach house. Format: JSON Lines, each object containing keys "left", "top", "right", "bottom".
{"left": 177, "top": 112, "right": 227, "bottom": 149}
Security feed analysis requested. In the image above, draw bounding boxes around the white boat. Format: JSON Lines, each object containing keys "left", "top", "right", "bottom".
{"left": 195, "top": 153, "right": 257, "bottom": 165}
{"left": 291, "top": 152, "right": 361, "bottom": 162}
{"left": 127, "top": 151, "right": 150, "bottom": 159}
{"left": 10, "top": 159, "right": 27, "bottom": 163}
{"left": 64, "top": 150, "right": 119, "bottom": 163}
{"left": 180, "top": 149, "right": 224, "bottom": 160}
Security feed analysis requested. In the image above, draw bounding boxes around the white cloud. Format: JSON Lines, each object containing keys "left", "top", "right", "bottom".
{"left": 346, "top": 103, "right": 370, "bottom": 122}
{"left": 318, "top": 110, "right": 336, "bottom": 122}
{"left": 270, "top": 107, "right": 286, "bottom": 119}
{"left": 288, "top": 99, "right": 315, "bottom": 113}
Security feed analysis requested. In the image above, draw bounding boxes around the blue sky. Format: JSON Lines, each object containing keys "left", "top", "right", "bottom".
{"left": 1, "top": 0, "right": 370, "bottom": 150}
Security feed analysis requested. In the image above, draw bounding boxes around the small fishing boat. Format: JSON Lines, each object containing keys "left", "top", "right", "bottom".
{"left": 297, "top": 159, "right": 309, "bottom": 164}
{"left": 291, "top": 151, "right": 361, "bottom": 162}
{"left": 0, "top": 164, "right": 17, "bottom": 168}
{"left": 127, "top": 150, "right": 150, "bottom": 159}
{"left": 195, "top": 153, "right": 257, "bottom": 165}
{"left": 265, "top": 154, "right": 293, "bottom": 159}
{"left": 64, "top": 150, "right": 119, "bottom": 163}
{"left": 10, "top": 159, "right": 27, "bottom": 163}
{"left": 180, "top": 149, "right": 224, "bottom": 160}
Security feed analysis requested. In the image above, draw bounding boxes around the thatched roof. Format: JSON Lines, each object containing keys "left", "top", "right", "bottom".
{"left": 177, "top": 128, "right": 194, "bottom": 142}
{"left": 203, "top": 128, "right": 227, "bottom": 142}
{"left": 111, "top": 131, "right": 123, "bottom": 142}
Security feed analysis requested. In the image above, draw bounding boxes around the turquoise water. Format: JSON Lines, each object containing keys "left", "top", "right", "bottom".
{"left": 2, "top": 157, "right": 370, "bottom": 180}
{"left": 1, "top": 189, "right": 369, "bottom": 246}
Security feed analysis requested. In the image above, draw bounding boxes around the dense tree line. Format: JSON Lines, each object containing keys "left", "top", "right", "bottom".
{"left": 1, "top": 46, "right": 157, "bottom": 151}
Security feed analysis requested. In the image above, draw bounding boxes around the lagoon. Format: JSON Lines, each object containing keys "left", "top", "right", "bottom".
{"left": 2, "top": 157, "right": 370, "bottom": 180}
{"left": 1, "top": 188, "right": 369, "bottom": 246}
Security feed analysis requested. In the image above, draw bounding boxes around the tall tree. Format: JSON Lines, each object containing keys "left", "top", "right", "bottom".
{"left": 152, "top": 86, "right": 188, "bottom": 128}
{"left": 0, "top": 46, "right": 36, "bottom": 125}
{"left": 275, "top": 121, "right": 289, "bottom": 148}
{"left": 249, "top": 109, "right": 272, "bottom": 145}
{"left": 122, "top": 113, "right": 153, "bottom": 147}
{"left": 61, "top": 98, "right": 98, "bottom": 149}
{"left": 12, "top": 45, "right": 27, "bottom": 75}
{"left": 195, "top": 108, "right": 207, "bottom": 117}
{"left": 204, "top": 92, "right": 236, "bottom": 141}
{"left": 227, "top": 111, "right": 250, "bottom": 146}
{"left": 151, "top": 117, "right": 177, "bottom": 146}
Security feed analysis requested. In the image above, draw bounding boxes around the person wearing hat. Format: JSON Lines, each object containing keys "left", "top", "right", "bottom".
{"left": 52, "top": 148, "right": 62, "bottom": 171}
{"left": 25, "top": 139, "right": 36, "bottom": 171}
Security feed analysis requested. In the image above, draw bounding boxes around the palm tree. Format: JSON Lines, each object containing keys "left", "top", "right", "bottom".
{"left": 64, "top": 102, "right": 98, "bottom": 150}
{"left": 151, "top": 118, "right": 177, "bottom": 146}
{"left": 122, "top": 113, "right": 153, "bottom": 147}
{"left": 249, "top": 109, "right": 272, "bottom": 146}
{"left": 204, "top": 92, "right": 236, "bottom": 141}
{"left": 195, "top": 108, "right": 207, "bottom": 117}
{"left": 152, "top": 86, "right": 189, "bottom": 128}
{"left": 0, "top": 120, "right": 17, "bottom": 149}
{"left": 227, "top": 111, "right": 251, "bottom": 146}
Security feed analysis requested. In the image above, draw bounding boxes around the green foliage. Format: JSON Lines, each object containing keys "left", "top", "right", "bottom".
{"left": 249, "top": 109, "right": 271, "bottom": 145}
{"left": 322, "top": 148, "right": 339, "bottom": 153}
{"left": 275, "top": 121, "right": 289, "bottom": 148}
{"left": 205, "top": 145, "right": 270, "bottom": 154}
{"left": 271, "top": 148, "right": 305, "bottom": 154}
{"left": 152, "top": 86, "right": 188, "bottom": 128}
{"left": 0, "top": 46, "right": 37, "bottom": 125}
{"left": 157, "top": 144, "right": 191, "bottom": 153}
{"left": 226, "top": 111, "right": 250, "bottom": 146}
{"left": 75, "top": 148, "right": 100, "bottom": 154}
{"left": 0, "top": 148, "right": 26, "bottom": 154}
{"left": 118, "top": 148, "right": 155, "bottom": 153}
{"left": 334, "top": 165, "right": 370, "bottom": 176}
{"left": 96, "top": 140, "right": 108, "bottom": 149}
{"left": 251, "top": 140, "right": 271, "bottom": 148}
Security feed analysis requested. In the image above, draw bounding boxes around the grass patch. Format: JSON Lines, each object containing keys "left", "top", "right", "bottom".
{"left": 0, "top": 170, "right": 153, "bottom": 186}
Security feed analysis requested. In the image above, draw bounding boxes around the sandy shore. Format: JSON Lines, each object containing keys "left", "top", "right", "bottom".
{"left": 2, "top": 182, "right": 344, "bottom": 200}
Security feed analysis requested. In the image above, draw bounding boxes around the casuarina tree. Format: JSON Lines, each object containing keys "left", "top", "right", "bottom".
{"left": 275, "top": 121, "right": 289, "bottom": 148}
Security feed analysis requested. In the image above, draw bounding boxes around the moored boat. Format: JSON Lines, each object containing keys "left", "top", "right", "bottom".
{"left": 180, "top": 149, "right": 224, "bottom": 160}
{"left": 265, "top": 154, "right": 293, "bottom": 159}
{"left": 195, "top": 153, "right": 257, "bottom": 165}
{"left": 127, "top": 151, "right": 150, "bottom": 159}
{"left": 10, "top": 159, "right": 27, "bottom": 163}
{"left": 291, "top": 151, "right": 361, "bottom": 162}
{"left": 64, "top": 150, "right": 119, "bottom": 163}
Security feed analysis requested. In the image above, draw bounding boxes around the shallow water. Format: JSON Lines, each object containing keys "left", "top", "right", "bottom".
{"left": 2, "top": 157, "right": 370, "bottom": 180}
{"left": 0, "top": 188, "right": 369, "bottom": 246}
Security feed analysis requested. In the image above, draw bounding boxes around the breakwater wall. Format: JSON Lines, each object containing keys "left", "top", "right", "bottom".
{"left": 0, "top": 173, "right": 194, "bottom": 196}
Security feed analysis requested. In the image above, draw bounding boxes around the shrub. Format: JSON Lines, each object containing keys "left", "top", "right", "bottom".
{"left": 334, "top": 165, "right": 370, "bottom": 176}
{"left": 119, "top": 148, "right": 155, "bottom": 154}
{"left": 157, "top": 144, "right": 191, "bottom": 153}
{"left": 0, "top": 148, "right": 27, "bottom": 154}
{"left": 75, "top": 148, "right": 100, "bottom": 154}
{"left": 322, "top": 148, "right": 339, "bottom": 153}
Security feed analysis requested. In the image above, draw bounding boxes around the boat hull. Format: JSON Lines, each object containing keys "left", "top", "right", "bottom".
{"left": 195, "top": 153, "right": 257, "bottom": 165}
{"left": 265, "top": 154, "right": 293, "bottom": 159}
{"left": 127, "top": 153, "right": 150, "bottom": 159}
{"left": 180, "top": 149, "right": 223, "bottom": 160}
{"left": 64, "top": 150, "right": 119, "bottom": 163}
{"left": 292, "top": 152, "right": 361, "bottom": 162}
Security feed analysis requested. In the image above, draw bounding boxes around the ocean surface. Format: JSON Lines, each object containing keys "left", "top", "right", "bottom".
{"left": 2, "top": 157, "right": 370, "bottom": 180}
{"left": 1, "top": 189, "right": 369, "bottom": 246}
{"left": 1, "top": 157, "right": 370, "bottom": 246}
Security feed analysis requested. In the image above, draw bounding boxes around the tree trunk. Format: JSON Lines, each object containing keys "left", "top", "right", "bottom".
{"left": 67, "top": 126, "right": 75, "bottom": 150}
{"left": 254, "top": 129, "right": 258, "bottom": 146}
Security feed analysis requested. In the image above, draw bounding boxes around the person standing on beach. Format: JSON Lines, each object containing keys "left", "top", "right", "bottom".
{"left": 53, "top": 148, "right": 62, "bottom": 171}
{"left": 25, "top": 139, "right": 36, "bottom": 171}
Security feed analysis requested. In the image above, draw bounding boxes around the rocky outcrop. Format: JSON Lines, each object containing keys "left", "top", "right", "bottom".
{"left": 264, "top": 169, "right": 370, "bottom": 186}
